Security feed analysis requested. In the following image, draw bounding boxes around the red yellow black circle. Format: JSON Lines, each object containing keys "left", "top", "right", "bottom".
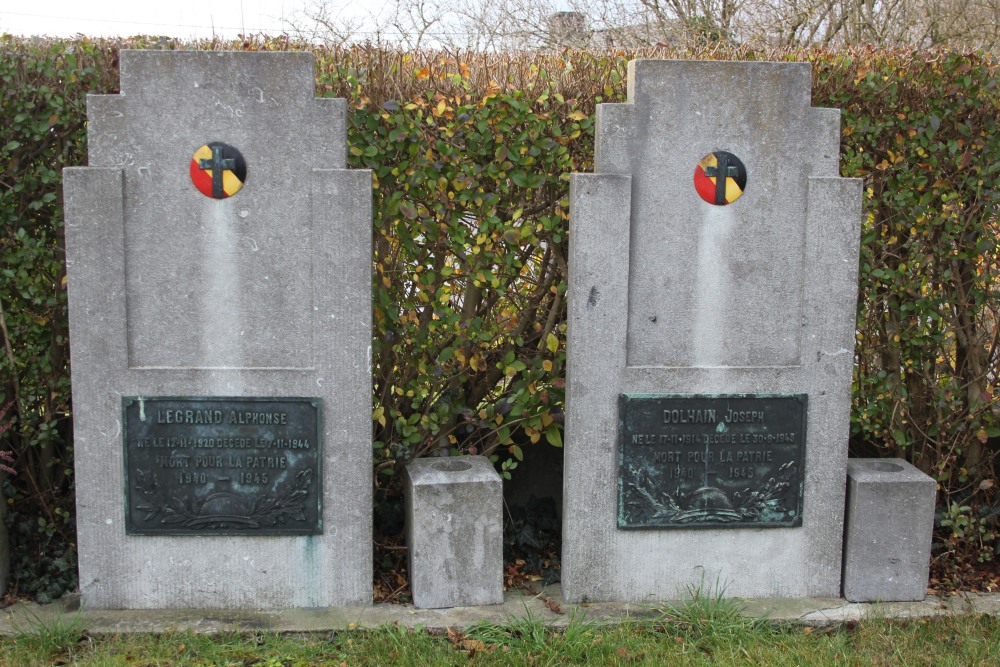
{"left": 694, "top": 151, "right": 746, "bottom": 205}
{"left": 190, "top": 143, "right": 247, "bottom": 199}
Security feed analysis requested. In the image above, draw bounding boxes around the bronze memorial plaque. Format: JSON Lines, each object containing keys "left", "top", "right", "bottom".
{"left": 123, "top": 396, "right": 322, "bottom": 535}
{"left": 618, "top": 394, "right": 806, "bottom": 529}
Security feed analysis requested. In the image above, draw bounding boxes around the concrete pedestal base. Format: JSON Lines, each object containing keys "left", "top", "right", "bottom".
{"left": 404, "top": 456, "right": 503, "bottom": 609}
{"left": 843, "top": 458, "right": 936, "bottom": 602}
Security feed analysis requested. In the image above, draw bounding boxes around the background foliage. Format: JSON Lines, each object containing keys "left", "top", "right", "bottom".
{"left": 817, "top": 49, "right": 1000, "bottom": 565}
{"left": 0, "top": 36, "right": 997, "bottom": 599}
{"left": 288, "top": 0, "right": 1000, "bottom": 52}
{"left": 0, "top": 39, "right": 117, "bottom": 601}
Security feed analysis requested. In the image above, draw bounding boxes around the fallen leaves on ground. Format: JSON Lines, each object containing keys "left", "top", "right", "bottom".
{"left": 928, "top": 554, "right": 1000, "bottom": 596}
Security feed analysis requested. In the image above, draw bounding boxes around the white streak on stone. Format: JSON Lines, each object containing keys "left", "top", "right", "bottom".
{"left": 691, "top": 205, "right": 735, "bottom": 366}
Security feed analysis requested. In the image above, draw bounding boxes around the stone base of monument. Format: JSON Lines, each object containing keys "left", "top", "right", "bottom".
{"left": 843, "top": 458, "right": 936, "bottom": 602}
{"left": 403, "top": 456, "right": 503, "bottom": 609}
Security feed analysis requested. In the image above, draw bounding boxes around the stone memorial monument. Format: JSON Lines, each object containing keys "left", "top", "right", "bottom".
{"left": 64, "top": 51, "right": 372, "bottom": 608}
{"left": 563, "top": 60, "right": 862, "bottom": 601}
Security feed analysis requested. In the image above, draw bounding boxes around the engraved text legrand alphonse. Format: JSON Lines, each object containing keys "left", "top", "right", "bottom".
{"left": 155, "top": 409, "right": 289, "bottom": 425}
{"left": 124, "top": 397, "right": 322, "bottom": 535}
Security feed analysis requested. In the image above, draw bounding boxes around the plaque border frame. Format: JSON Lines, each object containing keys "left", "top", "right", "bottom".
{"left": 617, "top": 392, "right": 807, "bottom": 530}
{"left": 122, "top": 395, "right": 324, "bottom": 536}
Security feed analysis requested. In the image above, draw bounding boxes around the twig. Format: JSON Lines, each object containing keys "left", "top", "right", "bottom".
{"left": 0, "top": 293, "right": 23, "bottom": 423}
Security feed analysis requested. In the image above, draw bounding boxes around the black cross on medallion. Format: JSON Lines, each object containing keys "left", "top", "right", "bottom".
{"left": 199, "top": 145, "right": 237, "bottom": 199}
{"left": 704, "top": 154, "right": 740, "bottom": 206}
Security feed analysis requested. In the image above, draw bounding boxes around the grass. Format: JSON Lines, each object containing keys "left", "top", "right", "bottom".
{"left": 1, "top": 606, "right": 998, "bottom": 666}
{"left": 5, "top": 604, "right": 86, "bottom": 661}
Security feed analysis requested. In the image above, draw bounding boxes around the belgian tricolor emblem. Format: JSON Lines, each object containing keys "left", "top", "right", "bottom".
{"left": 694, "top": 151, "right": 746, "bottom": 206}
{"left": 190, "top": 142, "right": 247, "bottom": 199}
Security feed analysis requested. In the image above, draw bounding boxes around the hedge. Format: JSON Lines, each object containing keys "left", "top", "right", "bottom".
{"left": 0, "top": 36, "right": 997, "bottom": 600}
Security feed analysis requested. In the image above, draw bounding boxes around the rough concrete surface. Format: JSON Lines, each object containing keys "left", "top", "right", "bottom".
{"left": 843, "top": 458, "right": 936, "bottom": 602}
{"left": 564, "top": 59, "right": 862, "bottom": 602}
{"left": 63, "top": 50, "right": 372, "bottom": 609}
{"left": 2, "top": 588, "right": 998, "bottom": 636}
{"left": 404, "top": 456, "right": 504, "bottom": 609}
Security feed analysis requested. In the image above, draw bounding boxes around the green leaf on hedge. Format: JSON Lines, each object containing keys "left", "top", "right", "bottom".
{"left": 399, "top": 201, "right": 418, "bottom": 219}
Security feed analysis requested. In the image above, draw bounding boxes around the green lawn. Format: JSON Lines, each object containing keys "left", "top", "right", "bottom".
{"left": 1, "top": 606, "right": 998, "bottom": 666}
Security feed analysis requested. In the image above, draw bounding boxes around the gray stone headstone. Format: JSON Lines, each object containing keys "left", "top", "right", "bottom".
{"left": 64, "top": 51, "right": 372, "bottom": 609}
{"left": 563, "top": 59, "right": 862, "bottom": 601}
{"left": 843, "top": 459, "right": 935, "bottom": 602}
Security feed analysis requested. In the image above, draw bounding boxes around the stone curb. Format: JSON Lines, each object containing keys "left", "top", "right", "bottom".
{"left": 2, "top": 586, "right": 998, "bottom": 636}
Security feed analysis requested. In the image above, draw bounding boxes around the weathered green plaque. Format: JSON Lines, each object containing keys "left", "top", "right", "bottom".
{"left": 618, "top": 394, "right": 806, "bottom": 529}
{"left": 123, "top": 396, "right": 322, "bottom": 535}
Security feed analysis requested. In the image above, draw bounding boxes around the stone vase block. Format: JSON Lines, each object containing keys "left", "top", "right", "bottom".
{"left": 403, "top": 456, "right": 503, "bottom": 609}
{"left": 843, "top": 458, "right": 936, "bottom": 602}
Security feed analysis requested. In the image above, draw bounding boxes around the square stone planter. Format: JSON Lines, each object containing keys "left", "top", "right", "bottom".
{"left": 403, "top": 456, "right": 503, "bottom": 609}
{"left": 843, "top": 458, "right": 936, "bottom": 602}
